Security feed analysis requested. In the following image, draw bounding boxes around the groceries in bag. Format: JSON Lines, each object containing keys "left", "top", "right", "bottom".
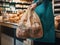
{"left": 16, "top": 8, "right": 43, "bottom": 39}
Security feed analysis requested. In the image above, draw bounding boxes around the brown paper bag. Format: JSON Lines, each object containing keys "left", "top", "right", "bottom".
{"left": 16, "top": 8, "right": 43, "bottom": 39}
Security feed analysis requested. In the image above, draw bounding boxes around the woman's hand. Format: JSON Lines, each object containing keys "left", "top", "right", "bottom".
{"left": 30, "top": 3, "right": 37, "bottom": 10}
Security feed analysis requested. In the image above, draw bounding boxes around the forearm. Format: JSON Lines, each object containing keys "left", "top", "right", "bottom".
{"left": 35, "top": 0, "right": 43, "bottom": 6}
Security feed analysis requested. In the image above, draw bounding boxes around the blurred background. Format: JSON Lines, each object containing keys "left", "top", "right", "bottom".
{"left": 0, "top": 0, "right": 60, "bottom": 45}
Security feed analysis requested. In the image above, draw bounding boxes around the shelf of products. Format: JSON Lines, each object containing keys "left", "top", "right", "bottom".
{"left": 0, "top": 1, "right": 31, "bottom": 5}
{"left": 3, "top": 9, "right": 25, "bottom": 23}
{"left": 0, "top": 0, "right": 32, "bottom": 28}
{"left": 54, "top": 0, "right": 60, "bottom": 38}
{"left": 54, "top": 0, "right": 60, "bottom": 16}
{"left": 0, "top": 0, "right": 33, "bottom": 45}
{"left": 0, "top": 22, "right": 18, "bottom": 28}
{"left": 1, "top": 0, "right": 31, "bottom": 24}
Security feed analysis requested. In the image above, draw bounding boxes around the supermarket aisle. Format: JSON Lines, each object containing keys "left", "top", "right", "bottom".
{"left": 0, "top": 0, "right": 60, "bottom": 45}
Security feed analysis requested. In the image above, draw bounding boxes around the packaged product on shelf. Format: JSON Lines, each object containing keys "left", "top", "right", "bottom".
{"left": 9, "top": 16, "right": 20, "bottom": 23}
{"left": 3, "top": 10, "right": 25, "bottom": 23}
{"left": 9, "top": 13, "right": 17, "bottom": 18}
{"left": 16, "top": 4, "right": 23, "bottom": 8}
{"left": 23, "top": 5, "right": 29, "bottom": 8}
{"left": 55, "top": 15, "right": 60, "bottom": 30}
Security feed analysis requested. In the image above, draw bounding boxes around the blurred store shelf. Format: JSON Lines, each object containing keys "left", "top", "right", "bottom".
{"left": 1, "top": 22, "right": 18, "bottom": 28}
{"left": 54, "top": 0, "right": 60, "bottom": 16}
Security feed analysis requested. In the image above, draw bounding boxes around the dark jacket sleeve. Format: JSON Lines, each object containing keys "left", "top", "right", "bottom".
{"left": 35, "top": 0, "right": 43, "bottom": 6}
